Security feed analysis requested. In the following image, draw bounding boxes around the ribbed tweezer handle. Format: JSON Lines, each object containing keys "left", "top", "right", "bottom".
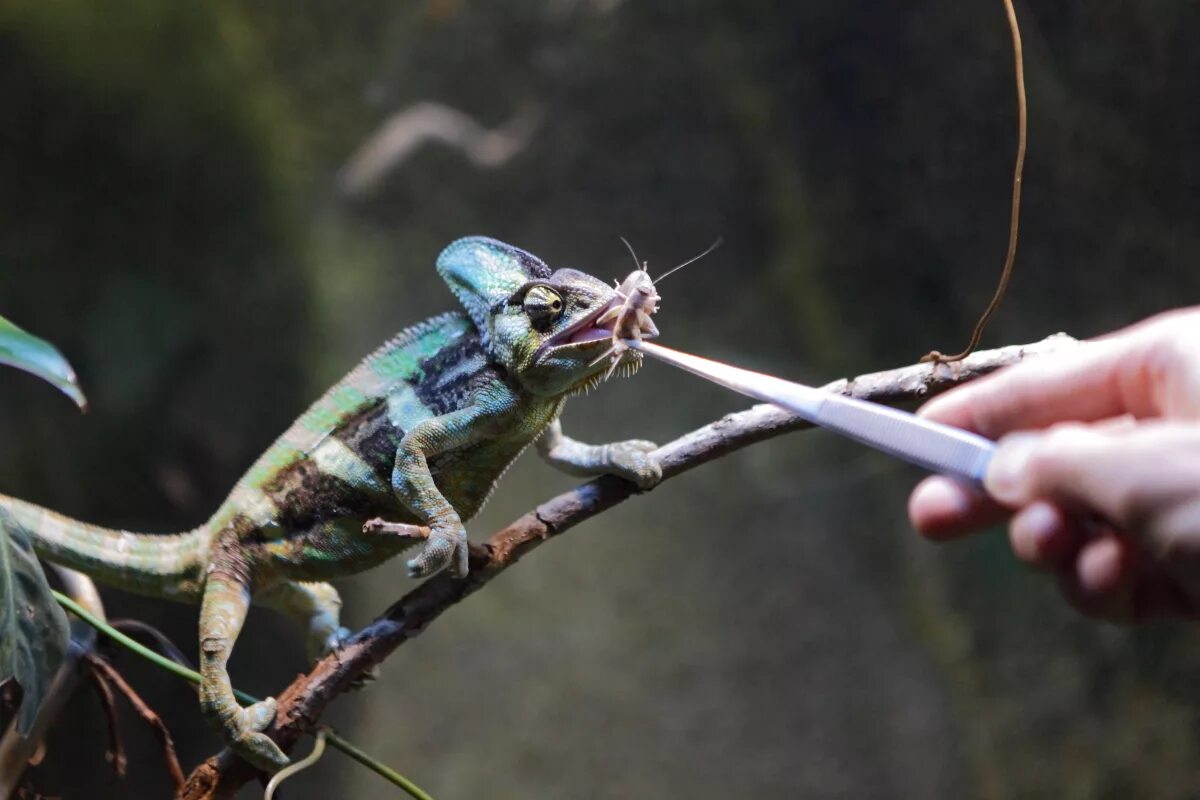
{"left": 816, "top": 394, "right": 995, "bottom": 484}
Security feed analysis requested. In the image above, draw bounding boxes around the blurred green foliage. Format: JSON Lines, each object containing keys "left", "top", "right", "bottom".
{"left": 0, "top": 315, "right": 86, "bottom": 409}
{"left": 0, "top": 316, "right": 82, "bottom": 735}
{"left": 1, "top": 1, "right": 1200, "bottom": 797}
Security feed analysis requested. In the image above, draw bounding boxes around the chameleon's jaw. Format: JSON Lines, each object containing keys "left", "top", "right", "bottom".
{"left": 534, "top": 298, "right": 617, "bottom": 361}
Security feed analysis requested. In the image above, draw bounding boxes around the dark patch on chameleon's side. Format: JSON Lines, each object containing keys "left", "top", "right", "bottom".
{"left": 411, "top": 335, "right": 503, "bottom": 416}
{"left": 333, "top": 402, "right": 404, "bottom": 486}
{"left": 261, "top": 458, "right": 387, "bottom": 532}
{"left": 228, "top": 513, "right": 271, "bottom": 546}
{"left": 211, "top": 513, "right": 271, "bottom": 566}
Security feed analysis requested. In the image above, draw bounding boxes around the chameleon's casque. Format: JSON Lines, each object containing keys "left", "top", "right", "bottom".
{"left": 0, "top": 237, "right": 661, "bottom": 770}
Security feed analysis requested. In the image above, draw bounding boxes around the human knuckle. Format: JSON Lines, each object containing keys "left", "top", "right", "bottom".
{"left": 972, "top": 405, "right": 1009, "bottom": 440}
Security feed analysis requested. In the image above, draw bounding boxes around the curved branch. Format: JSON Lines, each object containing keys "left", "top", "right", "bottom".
{"left": 178, "top": 333, "right": 1080, "bottom": 799}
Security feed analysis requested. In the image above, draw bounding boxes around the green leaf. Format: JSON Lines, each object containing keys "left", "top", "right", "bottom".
{"left": 0, "top": 315, "right": 87, "bottom": 411}
{"left": 0, "top": 508, "right": 70, "bottom": 734}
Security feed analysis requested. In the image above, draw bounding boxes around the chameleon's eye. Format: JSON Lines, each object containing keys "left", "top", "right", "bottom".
{"left": 523, "top": 285, "right": 564, "bottom": 328}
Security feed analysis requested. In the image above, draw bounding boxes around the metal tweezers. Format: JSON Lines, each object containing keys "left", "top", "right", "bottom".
{"left": 629, "top": 340, "right": 996, "bottom": 485}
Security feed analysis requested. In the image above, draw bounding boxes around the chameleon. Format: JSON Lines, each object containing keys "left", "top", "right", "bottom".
{"left": 0, "top": 237, "right": 663, "bottom": 770}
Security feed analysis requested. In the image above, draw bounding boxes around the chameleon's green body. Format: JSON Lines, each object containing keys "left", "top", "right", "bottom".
{"left": 0, "top": 238, "right": 660, "bottom": 769}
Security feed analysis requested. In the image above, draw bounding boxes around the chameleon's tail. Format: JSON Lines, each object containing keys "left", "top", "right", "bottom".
{"left": 0, "top": 494, "right": 211, "bottom": 601}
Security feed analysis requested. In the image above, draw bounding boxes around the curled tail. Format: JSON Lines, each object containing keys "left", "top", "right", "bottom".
{"left": 0, "top": 494, "right": 211, "bottom": 601}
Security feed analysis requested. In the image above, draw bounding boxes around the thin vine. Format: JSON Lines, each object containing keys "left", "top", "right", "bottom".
{"left": 923, "top": 0, "right": 1027, "bottom": 362}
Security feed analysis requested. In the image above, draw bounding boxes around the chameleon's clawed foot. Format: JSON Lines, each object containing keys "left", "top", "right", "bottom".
{"left": 310, "top": 624, "right": 354, "bottom": 663}
{"left": 315, "top": 625, "right": 378, "bottom": 689}
{"left": 405, "top": 523, "right": 469, "bottom": 579}
{"left": 226, "top": 698, "right": 289, "bottom": 771}
{"left": 605, "top": 439, "right": 663, "bottom": 489}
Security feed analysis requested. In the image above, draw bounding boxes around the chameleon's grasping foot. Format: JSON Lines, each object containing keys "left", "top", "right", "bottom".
{"left": 319, "top": 625, "right": 379, "bottom": 690}
{"left": 206, "top": 696, "right": 289, "bottom": 771}
{"left": 232, "top": 699, "right": 287, "bottom": 771}
{"left": 601, "top": 440, "right": 662, "bottom": 489}
{"left": 537, "top": 420, "right": 662, "bottom": 491}
{"left": 405, "top": 521, "right": 469, "bottom": 578}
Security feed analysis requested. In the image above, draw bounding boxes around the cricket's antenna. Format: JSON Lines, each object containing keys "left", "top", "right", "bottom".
{"left": 653, "top": 237, "right": 723, "bottom": 284}
{"left": 619, "top": 236, "right": 646, "bottom": 271}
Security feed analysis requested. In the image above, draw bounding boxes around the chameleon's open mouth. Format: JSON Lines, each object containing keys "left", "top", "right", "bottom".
{"left": 564, "top": 323, "right": 613, "bottom": 346}
{"left": 535, "top": 298, "right": 620, "bottom": 361}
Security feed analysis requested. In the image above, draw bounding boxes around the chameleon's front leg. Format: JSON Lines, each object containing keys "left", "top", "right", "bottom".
{"left": 198, "top": 560, "right": 290, "bottom": 770}
{"left": 393, "top": 402, "right": 508, "bottom": 578}
{"left": 536, "top": 418, "right": 662, "bottom": 489}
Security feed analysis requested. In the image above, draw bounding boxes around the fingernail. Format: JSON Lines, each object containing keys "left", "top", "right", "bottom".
{"left": 1011, "top": 501, "right": 1066, "bottom": 566}
{"left": 986, "top": 432, "right": 1040, "bottom": 503}
{"left": 920, "top": 476, "right": 972, "bottom": 517}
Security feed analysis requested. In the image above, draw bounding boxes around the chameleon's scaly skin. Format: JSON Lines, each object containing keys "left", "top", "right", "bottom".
{"left": 0, "top": 237, "right": 662, "bottom": 770}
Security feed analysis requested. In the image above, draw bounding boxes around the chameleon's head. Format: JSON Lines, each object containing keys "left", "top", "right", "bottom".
{"left": 437, "top": 237, "right": 645, "bottom": 397}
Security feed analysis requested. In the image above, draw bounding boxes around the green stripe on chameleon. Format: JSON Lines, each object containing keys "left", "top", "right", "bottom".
{"left": 343, "top": 363, "right": 392, "bottom": 400}
{"left": 331, "top": 384, "right": 368, "bottom": 412}
{"left": 228, "top": 484, "right": 279, "bottom": 527}
{"left": 370, "top": 324, "right": 465, "bottom": 382}
{"left": 243, "top": 441, "right": 304, "bottom": 488}
{"left": 299, "top": 384, "right": 369, "bottom": 434}
{"left": 370, "top": 348, "right": 419, "bottom": 382}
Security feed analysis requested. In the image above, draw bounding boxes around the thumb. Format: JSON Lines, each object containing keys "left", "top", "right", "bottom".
{"left": 984, "top": 422, "right": 1200, "bottom": 545}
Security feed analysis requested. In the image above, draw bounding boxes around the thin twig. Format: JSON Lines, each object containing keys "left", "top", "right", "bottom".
{"left": 178, "top": 333, "right": 1080, "bottom": 799}
{"left": 86, "top": 653, "right": 186, "bottom": 789}
{"left": 82, "top": 661, "right": 126, "bottom": 778}
{"left": 923, "top": 0, "right": 1027, "bottom": 362}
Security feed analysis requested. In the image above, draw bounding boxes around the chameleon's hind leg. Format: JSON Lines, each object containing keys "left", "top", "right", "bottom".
{"left": 198, "top": 565, "right": 289, "bottom": 771}
{"left": 256, "top": 580, "right": 350, "bottom": 663}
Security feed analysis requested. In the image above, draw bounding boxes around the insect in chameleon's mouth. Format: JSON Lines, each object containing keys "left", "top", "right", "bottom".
{"left": 535, "top": 282, "right": 659, "bottom": 375}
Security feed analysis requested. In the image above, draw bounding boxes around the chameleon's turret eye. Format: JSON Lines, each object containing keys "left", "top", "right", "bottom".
{"left": 523, "top": 285, "right": 564, "bottom": 328}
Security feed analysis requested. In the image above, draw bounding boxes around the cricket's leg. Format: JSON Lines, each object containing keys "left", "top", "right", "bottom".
{"left": 198, "top": 559, "right": 288, "bottom": 771}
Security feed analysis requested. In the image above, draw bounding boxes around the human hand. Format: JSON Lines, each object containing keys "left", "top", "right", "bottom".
{"left": 908, "top": 308, "right": 1200, "bottom": 621}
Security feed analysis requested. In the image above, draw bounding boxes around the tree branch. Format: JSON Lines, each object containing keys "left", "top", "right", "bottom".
{"left": 178, "top": 333, "right": 1080, "bottom": 799}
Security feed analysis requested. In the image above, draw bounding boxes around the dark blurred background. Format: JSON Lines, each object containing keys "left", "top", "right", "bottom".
{"left": 2, "top": 1, "right": 1199, "bottom": 797}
